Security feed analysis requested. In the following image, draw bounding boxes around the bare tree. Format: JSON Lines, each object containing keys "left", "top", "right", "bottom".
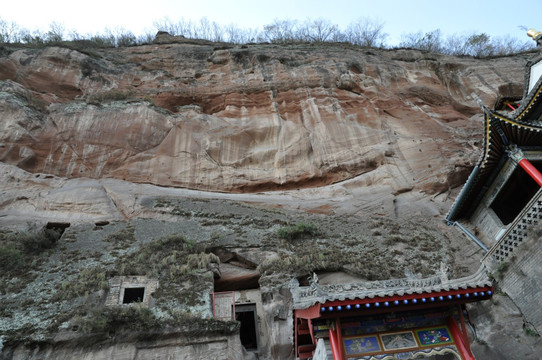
{"left": 90, "top": 28, "right": 116, "bottom": 47}
{"left": 491, "top": 34, "right": 534, "bottom": 55}
{"left": 241, "top": 27, "right": 264, "bottom": 43}
{"left": 301, "top": 18, "right": 339, "bottom": 42}
{"left": 263, "top": 19, "right": 299, "bottom": 43}
{"left": 137, "top": 31, "right": 155, "bottom": 45}
{"left": 153, "top": 17, "right": 180, "bottom": 35}
{"left": 19, "top": 28, "right": 45, "bottom": 45}
{"left": 345, "top": 17, "right": 387, "bottom": 47}
{"left": 464, "top": 33, "right": 493, "bottom": 57}
{"left": 0, "top": 15, "right": 535, "bottom": 55}
{"left": 443, "top": 33, "right": 467, "bottom": 55}
{"left": 210, "top": 21, "right": 223, "bottom": 42}
{"left": 399, "top": 29, "right": 442, "bottom": 53}
{"left": 196, "top": 17, "right": 212, "bottom": 40}
{"left": 0, "top": 18, "right": 20, "bottom": 43}
{"left": 45, "top": 21, "right": 65, "bottom": 43}
{"left": 68, "top": 29, "right": 85, "bottom": 41}
{"left": 225, "top": 23, "right": 241, "bottom": 43}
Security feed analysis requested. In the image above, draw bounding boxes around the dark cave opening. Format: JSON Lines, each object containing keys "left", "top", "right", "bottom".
{"left": 123, "top": 287, "right": 145, "bottom": 304}
{"left": 236, "top": 304, "right": 259, "bottom": 351}
{"left": 491, "top": 162, "right": 542, "bottom": 225}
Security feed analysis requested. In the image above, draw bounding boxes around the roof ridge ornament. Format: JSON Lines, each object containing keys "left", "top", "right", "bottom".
{"left": 527, "top": 29, "right": 542, "bottom": 48}
{"left": 471, "top": 93, "right": 491, "bottom": 116}
{"left": 507, "top": 144, "right": 524, "bottom": 164}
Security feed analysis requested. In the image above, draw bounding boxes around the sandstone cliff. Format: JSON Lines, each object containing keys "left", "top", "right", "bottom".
{"left": 0, "top": 42, "right": 529, "bottom": 195}
{"left": 1, "top": 40, "right": 539, "bottom": 360}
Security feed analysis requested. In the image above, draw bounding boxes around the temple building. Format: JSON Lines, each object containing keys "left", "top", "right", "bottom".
{"left": 446, "top": 28, "right": 542, "bottom": 255}
{"left": 287, "top": 30, "right": 542, "bottom": 360}
{"left": 291, "top": 270, "right": 492, "bottom": 359}
{"left": 444, "top": 28, "right": 542, "bottom": 341}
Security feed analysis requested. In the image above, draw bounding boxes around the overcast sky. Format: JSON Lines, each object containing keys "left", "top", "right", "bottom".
{"left": 2, "top": 0, "right": 541, "bottom": 45}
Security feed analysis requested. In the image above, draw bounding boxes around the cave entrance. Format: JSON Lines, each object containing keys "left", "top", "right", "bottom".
{"left": 123, "top": 287, "right": 145, "bottom": 304}
{"left": 235, "top": 304, "right": 259, "bottom": 352}
{"left": 490, "top": 161, "right": 542, "bottom": 225}
{"left": 45, "top": 222, "right": 70, "bottom": 237}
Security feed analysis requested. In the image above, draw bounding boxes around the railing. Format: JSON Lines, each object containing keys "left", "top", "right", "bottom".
{"left": 484, "top": 188, "right": 542, "bottom": 263}
{"left": 212, "top": 291, "right": 235, "bottom": 320}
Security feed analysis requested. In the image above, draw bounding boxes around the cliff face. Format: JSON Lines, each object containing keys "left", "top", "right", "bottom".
{"left": 1, "top": 41, "right": 540, "bottom": 360}
{"left": 0, "top": 42, "right": 529, "bottom": 194}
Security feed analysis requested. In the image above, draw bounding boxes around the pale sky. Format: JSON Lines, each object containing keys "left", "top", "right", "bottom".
{"left": 2, "top": 0, "right": 541, "bottom": 45}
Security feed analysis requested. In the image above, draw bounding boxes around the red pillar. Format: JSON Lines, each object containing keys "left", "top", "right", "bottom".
{"left": 447, "top": 317, "right": 475, "bottom": 360}
{"left": 328, "top": 327, "right": 342, "bottom": 360}
{"left": 519, "top": 158, "right": 542, "bottom": 187}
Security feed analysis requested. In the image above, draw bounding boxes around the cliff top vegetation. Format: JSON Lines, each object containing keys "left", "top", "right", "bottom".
{"left": 0, "top": 16, "right": 536, "bottom": 57}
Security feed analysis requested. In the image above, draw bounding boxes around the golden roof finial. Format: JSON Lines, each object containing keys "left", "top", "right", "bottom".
{"left": 527, "top": 29, "right": 542, "bottom": 40}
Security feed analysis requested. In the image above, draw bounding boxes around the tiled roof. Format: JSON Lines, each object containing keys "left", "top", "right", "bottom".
{"left": 292, "top": 265, "right": 492, "bottom": 310}
{"left": 446, "top": 51, "right": 542, "bottom": 222}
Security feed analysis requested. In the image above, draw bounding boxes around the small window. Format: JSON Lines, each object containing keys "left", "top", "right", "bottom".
{"left": 123, "top": 287, "right": 145, "bottom": 304}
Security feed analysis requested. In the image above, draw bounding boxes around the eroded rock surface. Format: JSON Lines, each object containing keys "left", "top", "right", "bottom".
{"left": 0, "top": 43, "right": 530, "bottom": 194}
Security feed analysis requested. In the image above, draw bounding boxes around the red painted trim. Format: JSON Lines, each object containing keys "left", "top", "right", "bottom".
{"left": 301, "top": 286, "right": 493, "bottom": 320}
{"left": 447, "top": 317, "right": 475, "bottom": 360}
{"left": 295, "top": 304, "right": 322, "bottom": 319}
{"left": 507, "top": 103, "right": 516, "bottom": 110}
{"left": 322, "top": 286, "right": 492, "bottom": 308}
{"left": 308, "top": 318, "right": 315, "bottom": 345}
{"left": 294, "top": 313, "right": 299, "bottom": 358}
{"left": 328, "top": 327, "right": 341, "bottom": 360}
{"left": 211, "top": 291, "right": 235, "bottom": 319}
{"left": 519, "top": 158, "right": 542, "bottom": 187}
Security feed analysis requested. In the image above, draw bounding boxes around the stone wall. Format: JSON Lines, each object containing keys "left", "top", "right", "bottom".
{"left": 106, "top": 276, "right": 159, "bottom": 306}
{"left": 497, "top": 235, "right": 542, "bottom": 333}
{"left": 6, "top": 333, "right": 245, "bottom": 360}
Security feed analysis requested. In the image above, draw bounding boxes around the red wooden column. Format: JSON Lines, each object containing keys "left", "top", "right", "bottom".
{"left": 328, "top": 327, "right": 342, "bottom": 360}
{"left": 447, "top": 317, "right": 475, "bottom": 360}
{"left": 508, "top": 147, "right": 542, "bottom": 187}
{"left": 518, "top": 158, "right": 542, "bottom": 187}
